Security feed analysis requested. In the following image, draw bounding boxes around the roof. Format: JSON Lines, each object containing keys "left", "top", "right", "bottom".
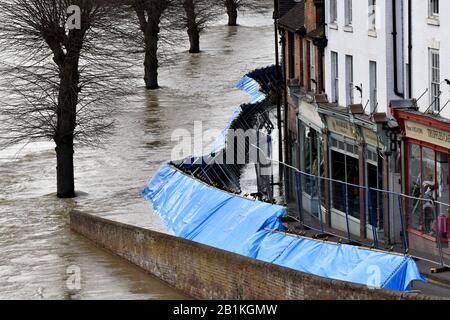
{"left": 278, "top": 2, "right": 305, "bottom": 33}
{"left": 278, "top": 0, "right": 299, "bottom": 19}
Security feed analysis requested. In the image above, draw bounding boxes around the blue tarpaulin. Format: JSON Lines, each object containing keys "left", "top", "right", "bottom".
{"left": 143, "top": 163, "right": 285, "bottom": 254}
{"left": 143, "top": 66, "right": 426, "bottom": 292}
{"left": 235, "top": 75, "right": 266, "bottom": 104}
{"left": 242, "top": 230, "right": 425, "bottom": 291}
{"left": 143, "top": 164, "right": 426, "bottom": 292}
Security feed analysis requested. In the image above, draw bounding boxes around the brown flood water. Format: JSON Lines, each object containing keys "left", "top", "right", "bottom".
{"left": 0, "top": 6, "right": 275, "bottom": 299}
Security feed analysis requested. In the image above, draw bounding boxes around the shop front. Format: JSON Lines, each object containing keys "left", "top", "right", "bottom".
{"left": 393, "top": 109, "right": 450, "bottom": 261}
{"left": 296, "top": 99, "right": 326, "bottom": 220}
{"left": 324, "top": 113, "right": 362, "bottom": 237}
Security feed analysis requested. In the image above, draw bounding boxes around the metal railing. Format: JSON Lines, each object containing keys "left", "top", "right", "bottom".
{"left": 282, "top": 164, "right": 450, "bottom": 268}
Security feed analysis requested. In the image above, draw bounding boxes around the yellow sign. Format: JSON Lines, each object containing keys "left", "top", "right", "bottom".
{"left": 327, "top": 117, "right": 356, "bottom": 139}
{"left": 362, "top": 127, "right": 382, "bottom": 148}
{"left": 405, "top": 120, "right": 450, "bottom": 149}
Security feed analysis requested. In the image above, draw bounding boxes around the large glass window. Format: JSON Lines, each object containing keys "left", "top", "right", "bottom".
{"left": 300, "top": 123, "right": 319, "bottom": 196}
{"left": 330, "top": 137, "right": 360, "bottom": 219}
{"left": 367, "top": 149, "right": 383, "bottom": 229}
{"left": 408, "top": 143, "right": 450, "bottom": 238}
{"left": 437, "top": 153, "right": 449, "bottom": 217}
{"left": 409, "top": 144, "right": 422, "bottom": 231}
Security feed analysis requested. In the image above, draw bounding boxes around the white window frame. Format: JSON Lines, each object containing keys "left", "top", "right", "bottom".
{"left": 369, "top": 61, "right": 378, "bottom": 113}
{"left": 429, "top": 0, "right": 439, "bottom": 18}
{"left": 346, "top": 55, "right": 354, "bottom": 107}
{"left": 331, "top": 51, "right": 339, "bottom": 104}
{"left": 310, "top": 41, "right": 316, "bottom": 92}
{"left": 345, "top": 0, "right": 353, "bottom": 26}
{"left": 429, "top": 49, "right": 441, "bottom": 112}
{"left": 330, "top": 0, "right": 338, "bottom": 24}
{"left": 368, "top": 0, "right": 376, "bottom": 30}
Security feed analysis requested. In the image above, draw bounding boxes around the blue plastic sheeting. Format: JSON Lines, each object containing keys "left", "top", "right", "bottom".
{"left": 143, "top": 164, "right": 426, "bottom": 292}
{"left": 243, "top": 230, "right": 426, "bottom": 291}
{"left": 235, "top": 75, "right": 266, "bottom": 104}
{"left": 143, "top": 163, "right": 286, "bottom": 254}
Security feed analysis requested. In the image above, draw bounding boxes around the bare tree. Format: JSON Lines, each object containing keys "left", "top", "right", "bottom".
{"left": 223, "top": 0, "right": 261, "bottom": 26}
{"left": 133, "top": 0, "right": 178, "bottom": 89}
{"left": 0, "top": 0, "right": 134, "bottom": 198}
{"left": 180, "top": 0, "right": 221, "bottom": 53}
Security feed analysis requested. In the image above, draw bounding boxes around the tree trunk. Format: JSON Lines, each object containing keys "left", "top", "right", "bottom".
{"left": 54, "top": 41, "right": 81, "bottom": 199}
{"left": 144, "top": 40, "right": 159, "bottom": 89}
{"left": 188, "top": 31, "right": 200, "bottom": 53}
{"left": 144, "top": 23, "right": 160, "bottom": 89}
{"left": 184, "top": 0, "right": 201, "bottom": 53}
{"left": 56, "top": 140, "right": 75, "bottom": 198}
{"left": 225, "top": 0, "right": 238, "bottom": 26}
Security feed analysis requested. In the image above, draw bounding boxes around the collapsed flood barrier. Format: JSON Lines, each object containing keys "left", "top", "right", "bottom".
{"left": 143, "top": 67, "right": 426, "bottom": 292}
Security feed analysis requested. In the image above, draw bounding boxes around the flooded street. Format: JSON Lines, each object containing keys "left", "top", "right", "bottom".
{"left": 0, "top": 6, "right": 275, "bottom": 299}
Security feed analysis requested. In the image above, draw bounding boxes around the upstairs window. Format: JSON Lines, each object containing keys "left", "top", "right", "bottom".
{"left": 288, "top": 32, "right": 295, "bottom": 79}
{"left": 330, "top": 0, "right": 338, "bottom": 24}
{"left": 368, "top": 0, "right": 376, "bottom": 30}
{"left": 331, "top": 51, "right": 339, "bottom": 103}
{"left": 429, "top": 0, "right": 439, "bottom": 18}
{"left": 429, "top": 49, "right": 441, "bottom": 112}
{"left": 345, "top": 55, "right": 354, "bottom": 107}
{"left": 369, "top": 61, "right": 378, "bottom": 113}
{"left": 345, "top": 0, "right": 353, "bottom": 26}
{"left": 310, "top": 41, "right": 316, "bottom": 92}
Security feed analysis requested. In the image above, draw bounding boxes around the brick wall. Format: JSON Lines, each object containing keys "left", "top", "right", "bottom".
{"left": 70, "top": 211, "right": 434, "bottom": 300}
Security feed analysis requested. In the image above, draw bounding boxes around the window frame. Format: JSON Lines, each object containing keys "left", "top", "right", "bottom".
{"left": 429, "top": 48, "right": 441, "bottom": 112}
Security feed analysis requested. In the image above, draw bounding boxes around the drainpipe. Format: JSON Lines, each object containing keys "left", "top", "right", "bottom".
{"left": 281, "top": 32, "right": 289, "bottom": 198}
{"left": 392, "top": 0, "right": 404, "bottom": 98}
{"left": 274, "top": 0, "right": 284, "bottom": 192}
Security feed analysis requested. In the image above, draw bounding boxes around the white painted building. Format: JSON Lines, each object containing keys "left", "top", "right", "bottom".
{"left": 323, "top": 0, "right": 405, "bottom": 114}
{"left": 405, "top": 0, "right": 450, "bottom": 116}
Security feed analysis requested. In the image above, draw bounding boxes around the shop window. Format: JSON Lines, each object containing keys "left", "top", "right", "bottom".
{"left": 422, "top": 147, "right": 435, "bottom": 235}
{"left": 408, "top": 143, "right": 450, "bottom": 239}
{"left": 367, "top": 151, "right": 383, "bottom": 230}
{"left": 300, "top": 123, "right": 320, "bottom": 197}
{"left": 409, "top": 144, "right": 422, "bottom": 231}
{"left": 437, "top": 153, "right": 449, "bottom": 217}
{"left": 330, "top": 138, "right": 360, "bottom": 219}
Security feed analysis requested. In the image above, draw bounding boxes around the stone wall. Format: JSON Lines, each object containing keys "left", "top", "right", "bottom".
{"left": 70, "top": 210, "right": 433, "bottom": 300}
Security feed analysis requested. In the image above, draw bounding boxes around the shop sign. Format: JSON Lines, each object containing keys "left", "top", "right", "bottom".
{"left": 405, "top": 120, "right": 450, "bottom": 150}
{"left": 362, "top": 127, "right": 382, "bottom": 148}
{"left": 327, "top": 117, "right": 356, "bottom": 139}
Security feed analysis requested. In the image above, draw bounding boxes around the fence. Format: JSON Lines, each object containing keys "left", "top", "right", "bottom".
{"left": 282, "top": 164, "right": 450, "bottom": 268}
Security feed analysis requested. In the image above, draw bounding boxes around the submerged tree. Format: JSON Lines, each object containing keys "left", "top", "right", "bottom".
{"left": 180, "top": 0, "right": 221, "bottom": 53}
{"left": 0, "top": 0, "right": 134, "bottom": 198}
{"left": 133, "top": 0, "right": 177, "bottom": 89}
{"left": 223, "top": 0, "right": 262, "bottom": 26}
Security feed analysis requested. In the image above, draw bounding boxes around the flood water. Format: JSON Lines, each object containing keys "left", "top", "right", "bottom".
{"left": 0, "top": 5, "right": 275, "bottom": 299}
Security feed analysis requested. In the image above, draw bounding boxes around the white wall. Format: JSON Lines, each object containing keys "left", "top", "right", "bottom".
{"left": 324, "top": 0, "right": 404, "bottom": 114}
{"left": 405, "top": 0, "right": 450, "bottom": 118}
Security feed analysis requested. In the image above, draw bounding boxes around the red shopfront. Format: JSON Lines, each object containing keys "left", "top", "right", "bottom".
{"left": 394, "top": 109, "right": 450, "bottom": 261}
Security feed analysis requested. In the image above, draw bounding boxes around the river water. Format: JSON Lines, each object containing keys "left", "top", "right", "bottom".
{"left": 0, "top": 5, "right": 275, "bottom": 299}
